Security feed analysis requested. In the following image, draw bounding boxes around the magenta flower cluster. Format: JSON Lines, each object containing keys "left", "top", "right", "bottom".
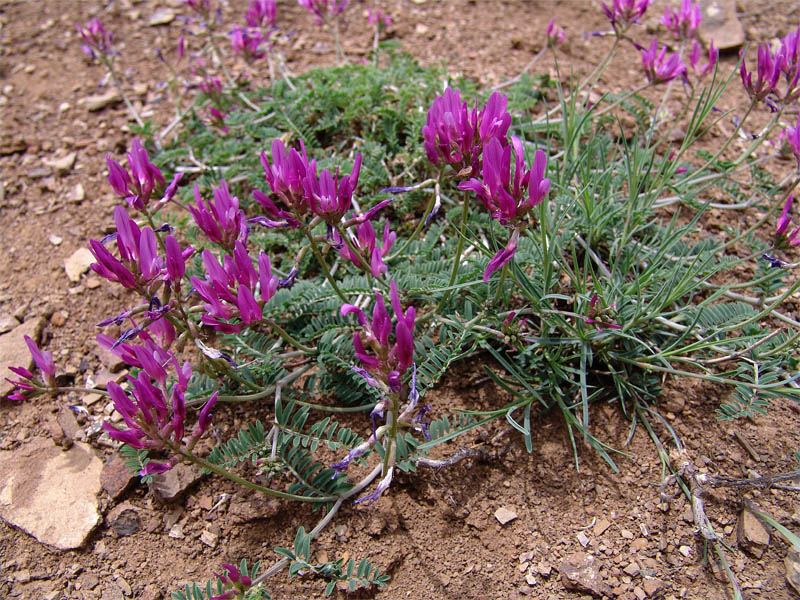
{"left": 298, "top": 0, "right": 348, "bottom": 24}
{"left": 661, "top": 0, "right": 701, "bottom": 39}
{"left": 76, "top": 17, "right": 114, "bottom": 60}
{"left": 422, "top": 88, "right": 512, "bottom": 177}
{"left": 341, "top": 281, "right": 416, "bottom": 392}
{"left": 189, "top": 180, "right": 248, "bottom": 252}
{"left": 641, "top": 39, "right": 686, "bottom": 84}
{"left": 5, "top": 336, "right": 57, "bottom": 401}
{"left": 190, "top": 242, "right": 279, "bottom": 333}
{"left": 601, "top": 0, "right": 651, "bottom": 31}
{"left": 254, "top": 138, "right": 363, "bottom": 228}
{"left": 107, "top": 139, "right": 183, "bottom": 212}
{"left": 740, "top": 26, "right": 800, "bottom": 105}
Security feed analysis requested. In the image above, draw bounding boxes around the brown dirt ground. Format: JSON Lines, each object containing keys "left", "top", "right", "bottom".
{"left": 2, "top": 0, "right": 800, "bottom": 599}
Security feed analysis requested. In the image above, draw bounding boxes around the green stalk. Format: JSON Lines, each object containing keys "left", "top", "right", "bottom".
{"left": 436, "top": 194, "right": 470, "bottom": 312}
{"left": 179, "top": 450, "right": 337, "bottom": 503}
{"left": 301, "top": 225, "right": 348, "bottom": 303}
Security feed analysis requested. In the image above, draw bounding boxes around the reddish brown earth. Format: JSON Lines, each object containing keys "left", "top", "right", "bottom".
{"left": 1, "top": 1, "right": 800, "bottom": 599}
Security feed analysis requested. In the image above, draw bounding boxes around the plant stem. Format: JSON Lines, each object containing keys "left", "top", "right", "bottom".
{"left": 436, "top": 195, "right": 469, "bottom": 312}
{"left": 179, "top": 450, "right": 337, "bottom": 502}
{"left": 301, "top": 225, "right": 348, "bottom": 303}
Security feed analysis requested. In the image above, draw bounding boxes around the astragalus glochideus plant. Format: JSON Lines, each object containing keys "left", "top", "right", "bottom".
{"left": 10, "top": 0, "right": 800, "bottom": 597}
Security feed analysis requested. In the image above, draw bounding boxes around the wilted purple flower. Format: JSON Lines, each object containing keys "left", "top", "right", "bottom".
{"left": 188, "top": 181, "right": 248, "bottom": 251}
{"left": 255, "top": 138, "right": 316, "bottom": 225}
{"left": 298, "top": 0, "right": 348, "bottom": 24}
{"left": 305, "top": 153, "right": 362, "bottom": 224}
{"left": 245, "top": 0, "right": 277, "bottom": 28}
{"left": 688, "top": 39, "right": 717, "bottom": 78}
{"left": 740, "top": 44, "right": 783, "bottom": 102}
{"left": 785, "top": 114, "right": 800, "bottom": 168}
{"left": 585, "top": 293, "right": 622, "bottom": 331}
{"left": 661, "top": 0, "right": 701, "bottom": 39}
{"left": 601, "top": 0, "right": 651, "bottom": 31}
{"left": 340, "top": 280, "right": 415, "bottom": 391}
{"left": 641, "top": 39, "right": 686, "bottom": 84}
{"left": 4, "top": 336, "right": 57, "bottom": 400}
{"left": 230, "top": 27, "right": 267, "bottom": 62}
{"left": 76, "top": 17, "right": 114, "bottom": 60}
{"left": 354, "top": 465, "right": 394, "bottom": 504}
{"left": 546, "top": 18, "right": 565, "bottom": 47}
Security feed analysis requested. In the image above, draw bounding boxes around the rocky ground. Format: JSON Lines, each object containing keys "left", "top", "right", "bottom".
{"left": 1, "top": 0, "right": 800, "bottom": 599}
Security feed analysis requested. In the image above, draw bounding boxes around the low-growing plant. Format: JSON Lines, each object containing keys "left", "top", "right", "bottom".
{"left": 10, "top": 1, "right": 800, "bottom": 597}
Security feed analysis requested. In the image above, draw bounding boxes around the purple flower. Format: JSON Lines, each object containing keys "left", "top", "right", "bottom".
{"left": 484, "top": 229, "right": 519, "bottom": 282}
{"left": 477, "top": 92, "right": 512, "bottom": 149}
{"left": 76, "top": 18, "right": 114, "bottom": 60}
{"left": 25, "top": 335, "right": 56, "bottom": 385}
{"left": 601, "top": 0, "right": 651, "bottom": 31}
{"left": 547, "top": 19, "right": 565, "bottom": 47}
{"left": 458, "top": 135, "right": 550, "bottom": 227}
{"left": 740, "top": 44, "right": 783, "bottom": 102}
{"left": 661, "top": 0, "right": 701, "bottom": 39}
{"left": 256, "top": 138, "right": 315, "bottom": 225}
{"left": 355, "top": 465, "right": 394, "bottom": 504}
{"left": 106, "top": 140, "right": 166, "bottom": 211}
{"left": 641, "top": 39, "right": 686, "bottom": 84}
{"left": 367, "top": 7, "right": 391, "bottom": 27}
{"left": 230, "top": 27, "right": 267, "bottom": 62}
{"left": 305, "top": 153, "right": 362, "bottom": 224}
{"left": 340, "top": 281, "right": 415, "bottom": 391}
{"left": 298, "top": 0, "right": 348, "bottom": 23}
{"left": 337, "top": 219, "right": 395, "bottom": 277}
{"left": 688, "top": 39, "right": 717, "bottom": 78}
{"left": 777, "top": 195, "right": 794, "bottom": 236}
{"left": 189, "top": 181, "right": 247, "bottom": 250}
{"left": 245, "top": 0, "right": 277, "bottom": 28}
{"left": 785, "top": 115, "right": 800, "bottom": 168}
{"left": 422, "top": 87, "right": 479, "bottom": 173}
{"left": 193, "top": 392, "right": 218, "bottom": 438}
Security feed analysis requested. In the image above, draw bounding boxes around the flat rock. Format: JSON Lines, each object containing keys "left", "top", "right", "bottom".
{"left": 737, "top": 507, "right": 770, "bottom": 558}
{"left": 494, "top": 506, "right": 518, "bottom": 525}
{"left": 65, "top": 247, "right": 95, "bottom": 282}
{"left": 593, "top": 518, "right": 611, "bottom": 536}
{"left": 0, "top": 312, "right": 20, "bottom": 335}
{"left": 151, "top": 462, "right": 205, "bottom": 501}
{"left": 149, "top": 9, "right": 175, "bottom": 25}
{"left": 43, "top": 152, "right": 76, "bottom": 175}
{"left": 69, "top": 183, "right": 86, "bottom": 203}
{"left": 786, "top": 548, "right": 800, "bottom": 594}
{"left": 698, "top": 0, "right": 745, "bottom": 51}
{"left": 558, "top": 552, "right": 613, "bottom": 598}
{"left": 0, "top": 317, "right": 46, "bottom": 398}
{"left": 83, "top": 89, "right": 122, "bottom": 112}
{"left": 0, "top": 438, "right": 102, "bottom": 549}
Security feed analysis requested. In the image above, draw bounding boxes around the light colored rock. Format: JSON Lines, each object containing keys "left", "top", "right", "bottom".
{"left": 577, "top": 531, "right": 590, "bottom": 548}
{"left": 49, "top": 235, "right": 62, "bottom": 246}
{"left": 0, "top": 438, "right": 102, "bottom": 549}
{"left": 593, "top": 518, "right": 611, "bottom": 536}
{"left": 69, "top": 183, "right": 85, "bottom": 203}
{"left": 83, "top": 89, "right": 122, "bottom": 112}
{"left": 737, "top": 507, "right": 770, "bottom": 558}
{"left": 0, "top": 317, "right": 46, "bottom": 398}
{"left": 43, "top": 152, "right": 76, "bottom": 175}
{"left": 0, "top": 313, "right": 19, "bottom": 335}
{"left": 494, "top": 506, "right": 518, "bottom": 525}
{"left": 698, "top": 0, "right": 745, "bottom": 51}
{"left": 149, "top": 9, "right": 175, "bottom": 25}
{"left": 200, "top": 529, "right": 219, "bottom": 547}
{"left": 65, "top": 247, "right": 95, "bottom": 282}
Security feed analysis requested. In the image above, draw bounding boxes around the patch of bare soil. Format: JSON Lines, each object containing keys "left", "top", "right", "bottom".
{"left": 1, "top": 1, "right": 799, "bottom": 599}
